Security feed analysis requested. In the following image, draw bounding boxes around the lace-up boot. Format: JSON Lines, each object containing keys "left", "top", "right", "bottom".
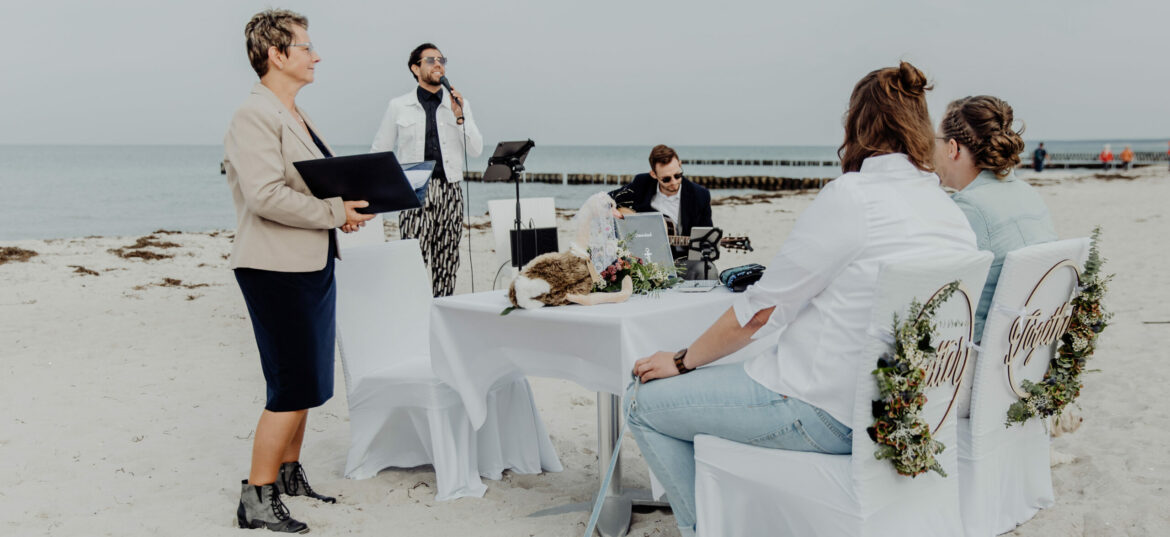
{"left": 236, "top": 480, "right": 309, "bottom": 533}
{"left": 276, "top": 462, "right": 336, "bottom": 503}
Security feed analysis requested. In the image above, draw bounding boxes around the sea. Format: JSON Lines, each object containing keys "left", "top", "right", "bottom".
{"left": 1, "top": 140, "right": 1165, "bottom": 241}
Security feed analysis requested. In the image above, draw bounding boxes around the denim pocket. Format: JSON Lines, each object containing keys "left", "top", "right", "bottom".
{"left": 792, "top": 419, "right": 832, "bottom": 453}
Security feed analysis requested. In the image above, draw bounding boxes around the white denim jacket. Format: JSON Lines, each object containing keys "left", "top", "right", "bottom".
{"left": 370, "top": 87, "right": 483, "bottom": 183}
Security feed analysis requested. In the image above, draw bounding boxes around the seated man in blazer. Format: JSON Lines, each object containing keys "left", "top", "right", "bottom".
{"left": 608, "top": 144, "right": 713, "bottom": 239}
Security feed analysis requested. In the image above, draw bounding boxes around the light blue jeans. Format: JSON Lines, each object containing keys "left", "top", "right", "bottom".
{"left": 624, "top": 364, "right": 852, "bottom": 533}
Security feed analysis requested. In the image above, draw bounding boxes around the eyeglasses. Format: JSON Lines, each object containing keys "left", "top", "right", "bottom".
{"left": 418, "top": 56, "right": 448, "bottom": 66}
{"left": 290, "top": 42, "right": 315, "bottom": 54}
{"left": 658, "top": 173, "right": 684, "bottom": 183}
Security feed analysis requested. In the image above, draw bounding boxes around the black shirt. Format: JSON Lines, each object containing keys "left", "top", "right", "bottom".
{"left": 416, "top": 86, "right": 445, "bottom": 180}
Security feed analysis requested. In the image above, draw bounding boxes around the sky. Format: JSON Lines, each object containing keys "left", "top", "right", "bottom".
{"left": 1, "top": 0, "right": 1167, "bottom": 147}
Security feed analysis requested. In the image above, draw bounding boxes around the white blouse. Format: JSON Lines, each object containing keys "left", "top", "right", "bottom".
{"left": 732, "top": 153, "right": 977, "bottom": 424}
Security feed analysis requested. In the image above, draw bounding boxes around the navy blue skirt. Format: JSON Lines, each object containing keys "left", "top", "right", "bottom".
{"left": 234, "top": 236, "right": 336, "bottom": 412}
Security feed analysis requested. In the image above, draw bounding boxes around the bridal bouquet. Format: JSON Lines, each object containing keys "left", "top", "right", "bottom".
{"left": 593, "top": 236, "right": 680, "bottom": 295}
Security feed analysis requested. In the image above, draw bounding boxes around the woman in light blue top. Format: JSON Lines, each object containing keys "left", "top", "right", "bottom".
{"left": 934, "top": 95, "right": 1058, "bottom": 341}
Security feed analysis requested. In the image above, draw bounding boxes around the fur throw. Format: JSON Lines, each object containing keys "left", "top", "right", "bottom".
{"left": 508, "top": 251, "right": 594, "bottom": 309}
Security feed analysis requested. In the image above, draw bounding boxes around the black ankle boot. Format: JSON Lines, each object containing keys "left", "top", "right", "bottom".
{"left": 237, "top": 480, "right": 310, "bottom": 533}
{"left": 276, "top": 462, "right": 336, "bottom": 504}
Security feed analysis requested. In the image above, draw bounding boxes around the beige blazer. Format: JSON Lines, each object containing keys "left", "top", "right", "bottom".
{"left": 224, "top": 83, "right": 346, "bottom": 272}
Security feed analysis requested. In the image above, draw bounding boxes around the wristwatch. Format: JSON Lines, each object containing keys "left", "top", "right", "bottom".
{"left": 673, "top": 348, "right": 693, "bottom": 375}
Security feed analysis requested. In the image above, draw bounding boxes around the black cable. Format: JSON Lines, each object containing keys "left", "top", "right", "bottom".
{"left": 459, "top": 105, "right": 474, "bottom": 293}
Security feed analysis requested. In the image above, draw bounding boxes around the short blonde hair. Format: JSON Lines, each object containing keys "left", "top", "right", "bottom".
{"left": 244, "top": 9, "right": 308, "bottom": 78}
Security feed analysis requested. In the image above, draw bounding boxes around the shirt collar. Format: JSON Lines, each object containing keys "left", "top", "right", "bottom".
{"left": 416, "top": 85, "right": 443, "bottom": 105}
{"left": 858, "top": 153, "right": 932, "bottom": 177}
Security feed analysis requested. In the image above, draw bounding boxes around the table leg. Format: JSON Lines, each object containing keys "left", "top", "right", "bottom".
{"left": 595, "top": 392, "right": 631, "bottom": 537}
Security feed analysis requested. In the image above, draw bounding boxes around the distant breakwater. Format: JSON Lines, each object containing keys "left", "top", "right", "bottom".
{"left": 681, "top": 152, "right": 1168, "bottom": 170}
{"left": 461, "top": 171, "right": 834, "bottom": 191}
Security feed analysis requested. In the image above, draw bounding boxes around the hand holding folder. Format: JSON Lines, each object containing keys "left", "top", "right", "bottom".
{"left": 294, "top": 151, "right": 424, "bottom": 214}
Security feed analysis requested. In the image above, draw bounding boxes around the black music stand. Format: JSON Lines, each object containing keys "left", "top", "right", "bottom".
{"left": 686, "top": 228, "right": 723, "bottom": 280}
{"left": 483, "top": 140, "right": 539, "bottom": 267}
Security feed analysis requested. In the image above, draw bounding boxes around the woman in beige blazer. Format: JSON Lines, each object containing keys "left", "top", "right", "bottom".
{"left": 225, "top": 9, "right": 372, "bottom": 533}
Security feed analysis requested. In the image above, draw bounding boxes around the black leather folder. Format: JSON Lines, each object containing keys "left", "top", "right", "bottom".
{"left": 294, "top": 151, "right": 422, "bottom": 214}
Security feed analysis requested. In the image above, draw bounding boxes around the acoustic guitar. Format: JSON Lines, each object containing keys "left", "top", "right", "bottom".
{"left": 616, "top": 207, "right": 754, "bottom": 254}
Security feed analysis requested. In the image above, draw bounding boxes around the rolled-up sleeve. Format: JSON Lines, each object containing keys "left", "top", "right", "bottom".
{"left": 732, "top": 179, "right": 867, "bottom": 338}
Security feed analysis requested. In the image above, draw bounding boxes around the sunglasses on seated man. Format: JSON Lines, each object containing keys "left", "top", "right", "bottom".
{"left": 657, "top": 173, "right": 684, "bottom": 184}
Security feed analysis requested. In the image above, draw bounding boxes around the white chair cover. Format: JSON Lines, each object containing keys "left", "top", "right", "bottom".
{"left": 335, "top": 214, "right": 386, "bottom": 250}
{"left": 959, "top": 238, "right": 1089, "bottom": 536}
{"left": 334, "top": 240, "right": 562, "bottom": 501}
{"left": 694, "top": 251, "right": 992, "bottom": 537}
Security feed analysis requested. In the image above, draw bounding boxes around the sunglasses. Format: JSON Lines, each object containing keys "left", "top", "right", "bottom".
{"left": 658, "top": 173, "right": 684, "bottom": 183}
{"left": 418, "top": 56, "right": 448, "bottom": 66}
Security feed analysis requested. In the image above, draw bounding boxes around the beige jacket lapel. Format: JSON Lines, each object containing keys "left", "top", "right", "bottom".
{"left": 251, "top": 83, "right": 323, "bottom": 159}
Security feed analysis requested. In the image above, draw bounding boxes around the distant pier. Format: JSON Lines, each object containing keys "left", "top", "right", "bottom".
{"left": 462, "top": 171, "right": 833, "bottom": 191}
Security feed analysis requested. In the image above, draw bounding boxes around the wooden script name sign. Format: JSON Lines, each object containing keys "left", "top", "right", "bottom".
{"left": 1003, "top": 259, "right": 1081, "bottom": 399}
{"left": 920, "top": 283, "right": 975, "bottom": 433}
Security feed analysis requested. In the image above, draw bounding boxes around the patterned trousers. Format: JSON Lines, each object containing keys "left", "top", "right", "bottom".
{"left": 399, "top": 178, "right": 463, "bottom": 297}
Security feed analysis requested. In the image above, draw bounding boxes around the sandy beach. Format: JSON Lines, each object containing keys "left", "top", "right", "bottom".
{"left": 1, "top": 166, "right": 1168, "bottom": 536}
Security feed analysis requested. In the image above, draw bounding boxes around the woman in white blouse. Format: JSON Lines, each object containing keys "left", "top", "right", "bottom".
{"left": 626, "top": 62, "right": 978, "bottom": 536}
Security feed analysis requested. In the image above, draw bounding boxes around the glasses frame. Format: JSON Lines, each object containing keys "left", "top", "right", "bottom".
{"left": 418, "top": 56, "right": 448, "bottom": 66}
{"left": 657, "top": 172, "right": 685, "bottom": 184}
{"left": 289, "top": 42, "right": 315, "bottom": 54}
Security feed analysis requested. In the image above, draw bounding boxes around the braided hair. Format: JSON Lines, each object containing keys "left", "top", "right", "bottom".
{"left": 939, "top": 96, "right": 1026, "bottom": 178}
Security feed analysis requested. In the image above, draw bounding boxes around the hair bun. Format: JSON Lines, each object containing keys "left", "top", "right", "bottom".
{"left": 896, "top": 61, "right": 930, "bottom": 96}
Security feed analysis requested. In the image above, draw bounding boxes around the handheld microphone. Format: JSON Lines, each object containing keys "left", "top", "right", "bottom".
{"left": 438, "top": 76, "right": 461, "bottom": 107}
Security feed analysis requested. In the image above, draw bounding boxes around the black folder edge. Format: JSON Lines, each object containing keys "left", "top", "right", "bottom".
{"left": 293, "top": 151, "right": 422, "bottom": 215}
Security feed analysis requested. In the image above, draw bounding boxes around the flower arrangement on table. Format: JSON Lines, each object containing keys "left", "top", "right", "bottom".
{"left": 592, "top": 236, "right": 680, "bottom": 295}
{"left": 1006, "top": 226, "right": 1112, "bottom": 426}
{"left": 868, "top": 281, "right": 959, "bottom": 478}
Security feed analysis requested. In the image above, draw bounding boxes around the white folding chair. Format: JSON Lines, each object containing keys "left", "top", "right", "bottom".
{"left": 486, "top": 197, "right": 557, "bottom": 288}
{"left": 693, "top": 251, "right": 992, "bottom": 537}
{"left": 335, "top": 214, "right": 386, "bottom": 250}
{"left": 959, "top": 238, "right": 1089, "bottom": 536}
{"left": 334, "top": 240, "right": 562, "bottom": 501}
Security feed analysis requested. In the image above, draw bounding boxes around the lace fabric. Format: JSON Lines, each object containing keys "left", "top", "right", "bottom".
{"left": 574, "top": 192, "right": 620, "bottom": 276}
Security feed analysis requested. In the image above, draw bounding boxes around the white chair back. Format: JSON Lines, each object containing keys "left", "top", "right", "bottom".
{"left": 334, "top": 239, "right": 432, "bottom": 390}
{"left": 336, "top": 214, "right": 386, "bottom": 250}
{"left": 486, "top": 197, "right": 556, "bottom": 269}
{"left": 850, "top": 251, "right": 992, "bottom": 516}
{"left": 969, "top": 238, "right": 1090, "bottom": 438}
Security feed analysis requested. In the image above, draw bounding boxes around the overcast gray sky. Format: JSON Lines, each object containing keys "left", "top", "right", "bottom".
{"left": 2, "top": 0, "right": 1166, "bottom": 146}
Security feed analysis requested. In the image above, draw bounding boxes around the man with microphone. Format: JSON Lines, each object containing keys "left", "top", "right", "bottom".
{"left": 372, "top": 42, "right": 483, "bottom": 297}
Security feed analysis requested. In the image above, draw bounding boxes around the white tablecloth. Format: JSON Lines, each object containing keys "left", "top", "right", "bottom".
{"left": 431, "top": 288, "right": 762, "bottom": 429}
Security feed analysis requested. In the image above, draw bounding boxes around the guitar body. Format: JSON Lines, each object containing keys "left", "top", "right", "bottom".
{"left": 613, "top": 208, "right": 753, "bottom": 262}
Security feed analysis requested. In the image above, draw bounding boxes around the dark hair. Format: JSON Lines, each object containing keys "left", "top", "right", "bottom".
{"left": 408, "top": 42, "right": 440, "bottom": 81}
{"left": 648, "top": 144, "right": 679, "bottom": 171}
{"left": 939, "top": 96, "right": 1026, "bottom": 178}
{"left": 838, "top": 61, "right": 935, "bottom": 174}
{"left": 244, "top": 9, "right": 308, "bottom": 78}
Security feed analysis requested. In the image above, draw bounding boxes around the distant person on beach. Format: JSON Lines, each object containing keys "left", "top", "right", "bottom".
{"left": 1120, "top": 145, "right": 1134, "bottom": 170}
{"left": 224, "top": 9, "right": 372, "bottom": 533}
{"left": 624, "top": 62, "right": 976, "bottom": 537}
{"left": 934, "top": 95, "right": 1057, "bottom": 341}
{"left": 1099, "top": 144, "right": 1114, "bottom": 170}
{"left": 608, "top": 144, "right": 713, "bottom": 264}
{"left": 1032, "top": 142, "right": 1048, "bottom": 172}
{"left": 371, "top": 42, "right": 483, "bottom": 297}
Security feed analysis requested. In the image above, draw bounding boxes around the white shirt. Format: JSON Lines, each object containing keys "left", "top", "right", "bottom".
{"left": 370, "top": 88, "right": 484, "bottom": 183}
{"left": 649, "top": 189, "right": 681, "bottom": 230}
{"left": 732, "top": 153, "right": 977, "bottom": 424}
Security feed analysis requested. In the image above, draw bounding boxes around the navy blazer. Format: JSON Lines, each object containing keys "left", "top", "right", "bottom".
{"left": 608, "top": 173, "right": 713, "bottom": 236}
